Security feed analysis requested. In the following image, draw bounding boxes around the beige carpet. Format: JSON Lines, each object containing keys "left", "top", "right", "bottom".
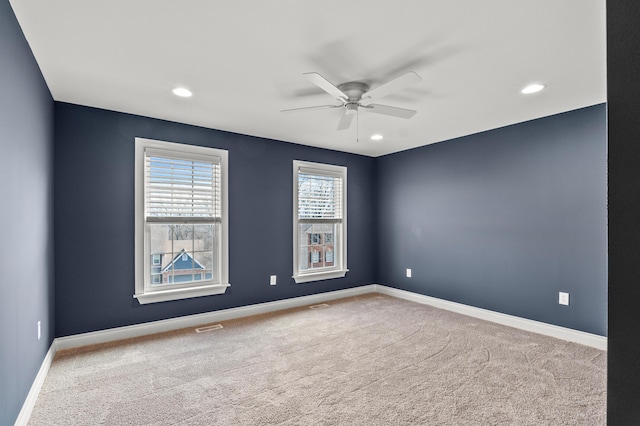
{"left": 28, "top": 294, "right": 606, "bottom": 425}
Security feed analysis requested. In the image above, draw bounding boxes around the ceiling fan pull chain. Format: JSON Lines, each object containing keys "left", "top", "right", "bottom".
{"left": 356, "top": 110, "right": 359, "bottom": 143}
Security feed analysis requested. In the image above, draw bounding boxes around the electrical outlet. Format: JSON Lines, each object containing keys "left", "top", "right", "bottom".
{"left": 37, "top": 321, "right": 41, "bottom": 341}
{"left": 406, "top": 268, "right": 412, "bottom": 278}
{"left": 270, "top": 275, "right": 277, "bottom": 286}
{"left": 559, "top": 292, "right": 570, "bottom": 306}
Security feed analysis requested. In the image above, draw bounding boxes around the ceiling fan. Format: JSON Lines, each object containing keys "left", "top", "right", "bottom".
{"left": 282, "top": 71, "right": 422, "bottom": 130}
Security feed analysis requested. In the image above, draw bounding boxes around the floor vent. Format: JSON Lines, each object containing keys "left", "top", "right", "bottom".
{"left": 309, "top": 303, "right": 330, "bottom": 309}
{"left": 195, "top": 324, "right": 223, "bottom": 333}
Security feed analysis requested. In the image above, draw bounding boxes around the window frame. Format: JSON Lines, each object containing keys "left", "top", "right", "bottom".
{"left": 293, "top": 160, "right": 348, "bottom": 283}
{"left": 134, "top": 138, "right": 230, "bottom": 304}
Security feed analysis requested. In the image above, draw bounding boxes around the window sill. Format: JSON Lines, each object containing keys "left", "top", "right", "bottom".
{"left": 134, "top": 283, "right": 230, "bottom": 305}
{"left": 293, "top": 269, "right": 348, "bottom": 284}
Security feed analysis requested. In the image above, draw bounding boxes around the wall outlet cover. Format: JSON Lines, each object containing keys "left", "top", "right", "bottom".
{"left": 270, "top": 275, "right": 277, "bottom": 285}
{"left": 559, "top": 292, "right": 570, "bottom": 306}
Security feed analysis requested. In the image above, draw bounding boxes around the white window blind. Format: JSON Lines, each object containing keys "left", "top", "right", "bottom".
{"left": 144, "top": 148, "right": 221, "bottom": 222}
{"left": 297, "top": 168, "right": 343, "bottom": 221}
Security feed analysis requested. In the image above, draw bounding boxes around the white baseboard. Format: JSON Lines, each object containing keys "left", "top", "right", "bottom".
{"left": 373, "top": 284, "right": 607, "bottom": 350}
{"left": 55, "top": 285, "right": 377, "bottom": 351}
{"left": 14, "top": 342, "right": 57, "bottom": 426}
{"left": 18, "top": 283, "right": 606, "bottom": 425}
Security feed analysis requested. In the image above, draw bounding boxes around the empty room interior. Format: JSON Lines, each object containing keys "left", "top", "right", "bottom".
{"left": 3, "top": 1, "right": 640, "bottom": 424}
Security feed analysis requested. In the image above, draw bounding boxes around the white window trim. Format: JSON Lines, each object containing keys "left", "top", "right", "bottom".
{"left": 293, "top": 160, "right": 348, "bottom": 283}
{"left": 134, "top": 138, "right": 230, "bottom": 304}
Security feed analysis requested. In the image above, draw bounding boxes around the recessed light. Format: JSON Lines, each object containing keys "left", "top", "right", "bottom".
{"left": 370, "top": 134, "right": 383, "bottom": 141}
{"left": 172, "top": 87, "right": 192, "bottom": 97}
{"left": 521, "top": 83, "right": 545, "bottom": 94}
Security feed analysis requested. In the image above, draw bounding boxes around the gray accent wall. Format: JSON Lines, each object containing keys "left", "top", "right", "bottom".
{"left": 0, "top": 1, "right": 55, "bottom": 424}
{"left": 377, "top": 104, "right": 607, "bottom": 336}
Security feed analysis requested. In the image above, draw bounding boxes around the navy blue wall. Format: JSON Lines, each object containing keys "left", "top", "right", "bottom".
{"left": 377, "top": 104, "right": 607, "bottom": 336}
{"left": 0, "top": 1, "right": 55, "bottom": 424}
{"left": 54, "top": 102, "right": 377, "bottom": 337}
{"left": 54, "top": 101, "right": 607, "bottom": 338}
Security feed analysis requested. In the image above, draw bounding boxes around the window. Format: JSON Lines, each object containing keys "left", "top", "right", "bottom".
{"left": 325, "top": 248, "right": 334, "bottom": 263}
{"left": 293, "top": 160, "right": 347, "bottom": 283}
{"left": 135, "top": 138, "right": 229, "bottom": 304}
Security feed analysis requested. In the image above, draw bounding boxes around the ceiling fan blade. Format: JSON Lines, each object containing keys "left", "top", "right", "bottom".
{"left": 361, "top": 71, "right": 422, "bottom": 102}
{"left": 362, "top": 104, "right": 417, "bottom": 119}
{"left": 303, "top": 72, "right": 349, "bottom": 101}
{"left": 281, "top": 104, "right": 342, "bottom": 113}
{"left": 336, "top": 111, "right": 355, "bottom": 130}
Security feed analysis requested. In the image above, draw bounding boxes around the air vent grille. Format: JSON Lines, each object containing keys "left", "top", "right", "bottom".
{"left": 195, "top": 324, "right": 223, "bottom": 333}
{"left": 309, "top": 303, "right": 330, "bottom": 310}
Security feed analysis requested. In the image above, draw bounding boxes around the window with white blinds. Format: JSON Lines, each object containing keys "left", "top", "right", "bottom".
{"left": 297, "top": 169, "right": 343, "bottom": 221}
{"left": 293, "top": 161, "right": 348, "bottom": 283}
{"left": 135, "top": 138, "right": 229, "bottom": 304}
{"left": 144, "top": 150, "right": 221, "bottom": 221}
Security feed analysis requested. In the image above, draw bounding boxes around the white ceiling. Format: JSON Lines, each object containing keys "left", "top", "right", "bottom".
{"left": 10, "top": 0, "right": 606, "bottom": 157}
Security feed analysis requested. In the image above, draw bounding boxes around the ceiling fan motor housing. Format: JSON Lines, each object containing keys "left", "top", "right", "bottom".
{"left": 337, "top": 81, "right": 370, "bottom": 101}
